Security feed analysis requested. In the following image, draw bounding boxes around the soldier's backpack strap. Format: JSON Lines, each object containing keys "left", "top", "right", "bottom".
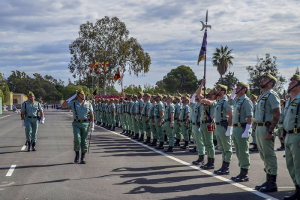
{"left": 220, "top": 101, "right": 225, "bottom": 121}
{"left": 294, "top": 100, "right": 300, "bottom": 133}
{"left": 238, "top": 98, "right": 246, "bottom": 125}
{"left": 262, "top": 93, "right": 272, "bottom": 125}
{"left": 73, "top": 102, "right": 77, "bottom": 119}
{"left": 24, "top": 102, "right": 27, "bottom": 117}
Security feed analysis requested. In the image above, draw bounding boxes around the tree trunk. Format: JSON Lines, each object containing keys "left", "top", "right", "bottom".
{"left": 102, "top": 75, "right": 106, "bottom": 95}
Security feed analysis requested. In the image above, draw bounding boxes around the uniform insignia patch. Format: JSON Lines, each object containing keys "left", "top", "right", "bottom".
{"left": 262, "top": 98, "right": 266, "bottom": 100}
{"left": 293, "top": 103, "right": 297, "bottom": 106}
{"left": 85, "top": 104, "right": 89, "bottom": 106}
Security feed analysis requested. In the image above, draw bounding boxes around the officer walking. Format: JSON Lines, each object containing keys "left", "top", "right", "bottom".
{"left": 228, "top": 82, "right": 253, "bottom": 182}
{"left": 254, "top": 73, "right": 280, "bottom": 193}
{"left": 21, "top": 91, "right": 45, "bottom": 151}
{"left": 62, "top": 89, "right": 94, "bottom": 164}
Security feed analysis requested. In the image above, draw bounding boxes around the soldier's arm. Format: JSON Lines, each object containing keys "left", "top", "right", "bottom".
{"left": 201, "top": 99, "right": 213, "bottom": 106}
{"left": 40, "top": 110, "right": 44, "bottom": 118}
{"left": 89, "top": 112, "right": 94, "bottom": 121}
{"left": 269, "top": 108, "right": 280, "bottom": 132}
{"left": 227, "top": 110, "right": 233, "bottom": 126}
{"left": 159, "top": 110, "right": 164, "bottom": 123}
{"left": 21, "top": 111, "right": 25, "bottom": 120}
{"left": 196, "top": 79, "right": 205, "bottom": 99}
{"left": 113, "top": 108, "right": 115, "bottom": 117}
{"left": 62, "top": 101, "right": 68, "bottom": 109}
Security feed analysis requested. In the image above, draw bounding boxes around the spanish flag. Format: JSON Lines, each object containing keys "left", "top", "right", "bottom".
{"left": 96, "top": 62, "right": 104, "bottom": 74}
{"left": 114, "top": 67, "right": 121, "bottom": 82}
{"left": 88, "top": 61, "right": 93, "bottom": 73}
{"left": 102, "top": 61, "right": 109, "bottom": 73}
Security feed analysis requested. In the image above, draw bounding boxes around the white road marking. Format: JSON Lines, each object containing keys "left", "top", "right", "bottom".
{"left": 0, "top": 115, "right": 10, "bottom": 120}
{"left": 21, "top": 145, "right": 26, "bottom": 151}
{"left": 6, "top": 165, "right": 16, "bottom": 177}
{"left": 101, "top": 127, "right": 278, "bottom": 200}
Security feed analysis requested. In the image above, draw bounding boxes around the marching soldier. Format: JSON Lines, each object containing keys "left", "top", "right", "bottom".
{"left": 281, "top": 74, "right": 300, "bottom": 200}
{"left": 21, "top": 96, "right": 29, "bottom": 146}
{"left": 153, "top": 94, "right": 165, "bottom": 149}
{"left": 21, "top": 91, "right": 45, "bottom": 151}
{"left": 106, "top": 99, "right": 111, "bottom": 130}
{"left": 228, "top": 82, "right": 253, "bottom": 182}
{"left": 118, "top": 98, "right": 125, "bottom": 133}
{"left": 276, "top": 99, "right": 286, "bottom": 151}
{"left": 126, "top": 95, "right": 134, "bottom": 137}
{"left": 148, "top": 96, "right": 158, "bottom": 146}
{"left": 110, "top": 99, "right": 116, "bottom": 131}
{"left": 141, "top": 93, "right": 151, "bottom": 143}
{"left": 62, "top": 89, "right": 94, "bottom": 164}
{"left": 254, "top": 73, "right": 280, "bottom": 193}
{"left": 102, "top": 99, "right": 108, "bottom": 128}
{"left": 178, "top": 97, "right": 190, "bottom": 149}
{"left": 249, "top": 94, "right": 258, "bottom": 152}
{"left": 213, "top": 84, "right": 233, "bottom": 174}
{"left": 92, "top": 99, "right": 96, "bottom": 123}
{"left": 174, "top": 96, "right": 182, "bottom": 147}
{"left": 131, "top": 95, "right": 138, "bottom": 139}
{"left": 136, "top": 92, "right": 145, "bottom": 141}
{"left": 115, "top": 99, "right": 120, "bottom": 128}
{"left": 122, "top": 97, "right": 129, "bottom": 135}
{"left": 163, "top": 96, "right": 175, "bottom": 152}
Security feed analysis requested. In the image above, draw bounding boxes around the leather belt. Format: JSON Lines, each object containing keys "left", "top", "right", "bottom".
{"left": 257, "top": 122, "right": 271, "bottom": 126}
{"left": 200, "top": 120, "right": 212, "bottom": 124}
{"left": 27, "top": 116, "right": 37, "bottom": 119}
{"left": 285, "top": 129, "right": 300, "bottom": 134}
{"left": 74, "top": 119, "right": 88, "bottom": 122}
{"left": 233, "top": 123, "right": 246, "bottom": 128}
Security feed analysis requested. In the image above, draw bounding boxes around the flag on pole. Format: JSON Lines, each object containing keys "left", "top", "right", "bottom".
{"left": 114, "top": 67, "right": 121, "bottom": 82}
{"left": 89, "top": 61, "right": 98, "bottom": 73}
{"left": 96, "top": 62, "right": 104, "bottom": 74}
{"left": 88, "top": 61, "right": 93, "bottom": 73}
{"left": 102, "top": 61, "right": 109, "bottom": 73}
{"left": 197, "top": 31, "right": 207, "bottom": 65}
{"left": 92, "top": 88, "right": 97, "bottom": 96}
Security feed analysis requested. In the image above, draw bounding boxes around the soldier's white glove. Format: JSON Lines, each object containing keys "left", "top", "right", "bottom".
{"left": 225, "top": 126, "right": 232, "bottom": 136}
{"left": 40, "top": 118, "right": 45, "bottom": 124}
{"left": 22, "top": 120, "right": 25, "bottom": 126}
{"left": 242, "top": 124, "right": 251, "bottom": 138}
{"left": 230, "top": 88, "right": 236, "bottom": 99}
{"left": 66, "top": 93, "right": 77, "bottom": 102}
{"left": 191, "top": 94, "right": 196, "bottom": 103}
{"left": 90, "top": 121, "right": 95, "bottom": 133}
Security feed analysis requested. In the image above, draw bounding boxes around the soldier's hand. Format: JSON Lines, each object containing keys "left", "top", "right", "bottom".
{"left": 158, "top": 122, "right": 161, "bottom": 127}
{"left": 265, "top": 132, "right": 273, "bottom": 140}
{"left": 139, "top": 116, "right": 142, "bottom": 120}
{"left": 170, "top": 123, "right": 173, "bottom": 128}
{"left": 152, "top": 122, "right": 155, "bottom": 126}
{"left": 281, "top": 131, "right": 285, "bottom": 141}
{"left": 146, "top": 117, "right": 149, "bottom": 122}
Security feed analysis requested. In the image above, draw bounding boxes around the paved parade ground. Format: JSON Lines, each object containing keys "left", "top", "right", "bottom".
{"left": 0, "top": 110, "right": 296, "bottom": 200}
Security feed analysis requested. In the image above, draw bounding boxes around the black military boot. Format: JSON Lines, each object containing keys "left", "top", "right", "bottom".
{"left": 25, "top": 141, "right": 28, "bottom": 146}
{"left": 259, "top": 175, "right": 278, "bottom": 192}
{"left": 27, "top": 141, "right": 31, "bottom": 151}
{"left": 202, "top": 158, "right": 214, "bottom": 170}
{"left": 192, "top": 155, "right": 204, "bottom": 166}
{"left": 164, "top": 146, "right": 173, "bottom": 152}
{"left": 111, "top": 126, "right": 115, "bottom": 131}
{"left": 189, "top": 146, "right": 197, "bottom": 152}
{"left": 249, "top": 144, "right": 258, "bottom": 152}
{"left": 234, "top": 168, "right": 249, "bottom": 182}
{"left": 132, "top": 133, "right": 139, "bottom": 139}
{"left": 144, "top": 136, "right": 151, "bottom": 144}
{"left": 255, "top": 174, "right": 270, "bottom": 190}
{"left": 124, "top": 131, "right": 129, "bottom": 136}
{"left": 174, "top": 139, "right": 180, "bottom": 146}
{"left": 213, "top": 139, "right": 218, "bottom": 147}
{"left": 164, "top": 134, "right": 168, "bottom": 142}
{"left": 180, "top": 141, "right": 189, "bottom": 149}
{"left": 138, "top": 135, "right": 144, "bottom": 142}
{"left": 217, "top": 162, "right": 230, "bottom": 175}
{"left": 74, "top": 151, "right": 79, "bottom": 163}
{"left": 155, "top": 142, "right": 164, "bottom": 149}
{"left": 277, "top": 143, "right": 285, "bottom": 151}
{"left": 284, "top": 185, "right": 300, "bottom": 200}
{"left": 80, "top": 152, "right": 86, "bottom": 164}
{"left": 231, "top": 168, "right": 242, "bottom": 181}
{"left": 32, "top": 142, "right": 36, "bottom": 151}
{"left": 214, "top": 161, "right": 225, "bottom": 174}
{"left": 148, "top": 139, "right": 157, "bottom": 146}
{"left": 101, "top": 123, "right": 105, "bottom": 127}
{"left": 189, "top": 134, "right": 194, "bottom": 144}
{"left": 116, "top": 123, "right": 119, "bottom": 127}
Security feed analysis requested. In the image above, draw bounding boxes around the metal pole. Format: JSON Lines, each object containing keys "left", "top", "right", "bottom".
{"left": 203, "top": 10, "right": 208, "bottom": 97}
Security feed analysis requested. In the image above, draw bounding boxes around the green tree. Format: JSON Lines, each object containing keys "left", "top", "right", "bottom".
{"left": 212, "top": 45, "right": 234, "bottom": 80}
{"left": 68, "top": 16, "right": 151, "bottom": 94}
{"left": 0, "top": 73, "right": 10, "bottom": 103}
{"left": 124, "top": 84, "right": 142, "bottom": 94}
{"left": 246, "top": 54, "right": 286, "bottom": 95}
{"left": 214, "top": 71, "right": 239, "bottom": 92}
{"left": 162, "top": 65, "right": 198, "bottom": 93}
{"left": 295, "top": 66, "right": 300, "bottom": 75}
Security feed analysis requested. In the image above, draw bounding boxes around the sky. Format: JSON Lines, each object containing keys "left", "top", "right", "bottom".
{"left": 0, "top": 0, "right": 300, "bottom": 92}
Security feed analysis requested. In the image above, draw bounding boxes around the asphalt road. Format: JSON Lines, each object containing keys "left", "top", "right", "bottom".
{"left": 0, "top": 110, "right": 296, "bottom": 200}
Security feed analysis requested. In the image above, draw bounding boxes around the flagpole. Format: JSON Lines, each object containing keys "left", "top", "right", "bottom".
{"left": 203, "top": 10, "right": 208, "bottom": 97}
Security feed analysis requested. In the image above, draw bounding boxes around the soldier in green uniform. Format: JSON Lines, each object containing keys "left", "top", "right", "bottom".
{"left": 213, "top": 84, "right": 233, "bottom": 174}
{"left": 276, "top": 99, "right": 286, "bottom": 151}
{"left": 106, "top": 99, "right": 111, "bottom": 130}
{"left": 179, "top": 97, "right": 190, "bottom": 149}
{"left": 189, "top": 95, "right": 197, "bottom": 152}
{"left": 21, "top": 91, "right": 45, "bottom": 151}
{"left": 121, "top": 97, "right": 128, "bottom": 135}
{"left": 92, "top": 99, "right": 96, "bottom": 123}
{"left": 136, "top": 92, "right": 145, "bottom": 141}
{"left": 118, "top": 98, "right": 124, "bottom": 133}
{"left": 254, "top": 73, "right": 280, "bottom": 192}
{"left": 62, "top": 89, "right": 94, "bottom": 164}
{"left": 163, "top": 96, "right": 175, "bottom": 152}
{"left": 21, "top": 96, "right": 29, "bottom": 146}
{"left": 115, "top": 99, "right": 119, "bottom": 128}
{"left": 281, "top": 74, "right": 300, "bottom": 200}
{"left": 110, "top": 99, "right": 116, "bottom": 131}
{"left": 153, "top": 94, "right": 165, "bottom": 149}
{"left": 126, "top": 95, "right": 134, "bottom": 137}
{"left": 249, "top": 94, "right": 258, "bottom": 152}
{"left": 173, "top": 96, "right": 182, "bottom": 147}
{"left": 148, "top": 96, "right": 157, "bottom": 146}
{"left": 196, "top": 80, "right": 217, "bottom": 169}
{"left": 228, "top": 82, "right": 253, "bottom": 182}
{"left": 141, "top": 93, "right": 151, "bottom": 143}
{"left": 102, "top": 99, "right": 108, "bottom": 128}
{"left": 130, "top": 95, "right": 138, "bottom": 138}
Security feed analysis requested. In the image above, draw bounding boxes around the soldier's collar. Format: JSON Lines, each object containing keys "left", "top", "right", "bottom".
{"left": 238, "top": 94, "right": 247, "bottom": 100}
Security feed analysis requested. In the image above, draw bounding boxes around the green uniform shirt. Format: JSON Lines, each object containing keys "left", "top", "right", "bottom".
{"left": 279, "top": 108, "right": 285, "bottom": 124}
{"left": 141, "top": 100, "right": 151, "bottom": 115}
{"left": 131, "top": 101, "right": 137, "bottom": 114}
{"left": 179, "top": 104, "right": 190, "bottom": 120}
{"left": 174, "top": 103, "right": 182, "bottom": 120}
{"left": 190, "top": 103, "right": 196, "bottom": 121}
{"left": 200, "top": 101, "right": 217, "bottom": 121}
{"left": 148, "top": 103, "right": 156, "bottom": 117}
{"left": 215, "top": 96, "right": 233, "bottom": 123}
{"left": 229, "top": 94, "right": 253, "bottom": 124}
{"left": 92, "top": 103, "right": 96, "bottom": 111}
{"left": 164, "top": 103, "right": 175, "bottom": 120}
{"left": 282, "top": 93, "right": 300, "bottom": 130}
{"left": 253, "top": 102, "right": 257, "bottom": 117}
{"left": 254, "top": 89, "right": 280, "bottom": 123}
{"left": 127, "top": 100, "right": 133, "bottom": 113}
{"left": 22, "top": 101, "right": 43, "bottom": 117}
{"left": 192, "top": 102, "right": 202, "bottom": 123}
{"left": 67, "top": 100, "right": 93, "bottom": 120}
{"left": 154, "top": 101, "right": 164, "bottom": 117}
{"left": 136, "top": 99, "right": 144, "bottom": 114}
{"left": 111, "top": 103, "right": 115, "bottom": 113}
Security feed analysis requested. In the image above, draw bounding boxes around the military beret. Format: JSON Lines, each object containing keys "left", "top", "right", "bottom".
{"left": 250, "top": 94, "right": 258, "bottom": 99}
{"left": 168, "top": 96, "right": 174, "bottom": 101}
{"left": 162, "top": 95, "right": 167, "bottom": 98}
{"left": 263, "top": 73, "right": 277, "bottom": 82}
{"left": 290, "top": 74, "right": 300, "bottom": 82}
{"left": 216, "top": 84, "right": 228, "bottom": 91}
{"left": 177, "top": 93, "right": 182, "bottom": 97}
{"left": 138, "top": 91, "right": 144, "bottom": 96}
{"left": 237, "top": 82, "right": 249, "bottom": 89}
{"left": 76, "top": 89, "right": 84, "bottom": 95}
{"left": 27, "top": 91, "right": 34, "bottom": 97}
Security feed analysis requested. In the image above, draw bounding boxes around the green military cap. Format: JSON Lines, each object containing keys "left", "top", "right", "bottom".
{"left": 27, "top": 91, "right": 34, "bottom": 97}
{"left": 138, "top": 91, "right": 144, "bottom": 96}
{"left": 290, "top": 74, "right": 300, "bottom": 82}
{"left": 156, "top": 93, "right": 163, "bottom": 99}
{"left": 162, "top": 95, "right": 167, "bottom": 99}
{"left": 144, "top": 93, "right": 151, "bottom": 97}
{"left": 280, "top": 99, "right": 286, "bottom": 103}
{"left": 168, "top": 96, "right": 174, "bottom": 101}
{"left": 120, "top": 97, "right": 124, "bottom": 100}
{"left": 216, "top": 84, "right": 228, "bottom": 91}
{"left": 132, "top": 94, "right": 137, "bottom": 98}
{"left": 250, "top": 94, "right": 258, "bottom": 99}
{"left": 237, "top": 82, "right": 249, "bottom": 89}
{"left": 185, "top": 97, "right": 190, "bottom": 102}
{"left": 76, "top": 89, "right": 84, "bottom": 95}
{"left": 263, "top": 73, "right": 277, "bottom": 82}
{"left": 177, "top": 93, "right": 182, "bottom": 97}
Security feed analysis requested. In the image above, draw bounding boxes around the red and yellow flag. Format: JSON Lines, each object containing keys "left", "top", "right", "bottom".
{"left": 102, "top": 61, "right": 109, "bottom": 73}
{"left": 90, "top": 61, "right": 99, "bottom": 73}
{"left": 88, "top": 61, "right": 93, "bottom": 73}
{"left": 114, "top": 67, "right": 121, "bottom": 82}
{"left": 96, "top": 61, "right": 104, "bottom": 74}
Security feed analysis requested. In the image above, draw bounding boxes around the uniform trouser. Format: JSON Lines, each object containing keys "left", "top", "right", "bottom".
{"left": 98, "top": 112, "right": 102, "bottom": 123}
{"left": 215, "top": 125, "right": 232, "bottom": 163}
{"left": 25, "top": 117, "right": 39, "bottom": 143}
{"left": 174, "top": 121, "right": 181, "bottom": 139}
{"left": 155, "top": 118, "right": 164, "bottom": 142}
{"left": 256, "top": 126, "right": 277, "bottom": 175}
{"left": 111, "top": 114, "right": 116, "bottom": 127}
{"left": 118, "top": 114, "right": 123, "bottom": 128}
{"left": 131, "top": 115, "right": 136, "bottom": 133}
{"left": 191, "top": 123, "right": 196, "bottom": 145}
{"left": 180, "top": 122, "right": 189, "bottom": 141}
{"left": 200, "top": 123, "right": 215, "bottom": 159}
{"left": 142, "top": 116, "right": 151, "bottom": 137}
{"left": 164, "top": 121, "right": 174, "bottom": 146}
{"left": 102, "top": 112, "right": 105, "bottom": 123}
{"left": 189, "top": 121, "right": 193, "bottom": 135}
{"left": 136, "top": 114, "right": 143, "bottom": 135}
{"left": 107, "top": 114, "right": 111, "bottom": 126}
{"left": 150, "top": 118, "right": 157, "bottom": 139}
{"left": 232, "top": 126, "right": 250, "bottom": 169}
{"left": 251, "top": 123, "right": 257, "bottom": 144}
{"left": 115, "top": 115, "right": 119, "bottom": 126}
{"left": 122, "top": 114, "right": 127, "bottom": 130}
{"left": 127, "top": 114, "right": 132, "bottom": 132}
{"left": 193, "top": 125, "right": 205, "bottom": 155}
{"left": 72, "top": 121, "right": 90, "bottom": 152}
{"left": 285, "top": 132, "right": 300, "bottom": 186}
{"left": 275, "top": 127, "right": 284, "bottom": 144}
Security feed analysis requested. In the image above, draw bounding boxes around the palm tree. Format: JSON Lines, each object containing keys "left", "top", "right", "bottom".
{"left": 212, "top": 45, "right": 234, "bottom": 80}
